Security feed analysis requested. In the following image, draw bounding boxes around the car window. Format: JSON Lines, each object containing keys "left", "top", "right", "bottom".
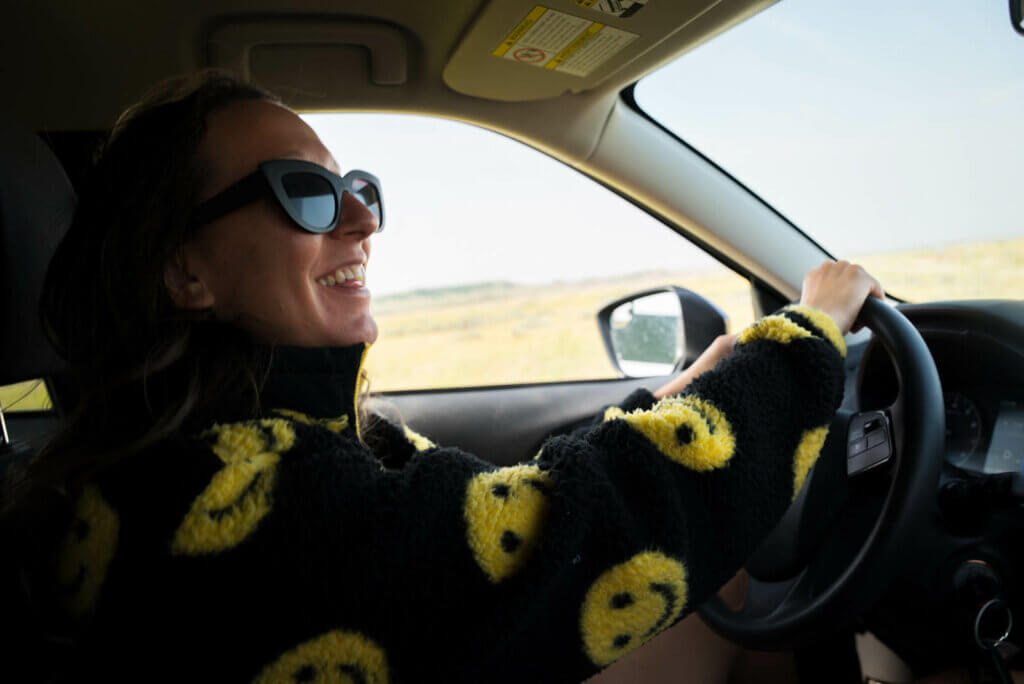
{"left": 635, "top": 0, "right": 1023, "bottom": 302}
{"left": 0, "top": 379, "right": 52, "bottom": 413}
{"left": 304, "top": 113, "right": 753, "bottom": 391}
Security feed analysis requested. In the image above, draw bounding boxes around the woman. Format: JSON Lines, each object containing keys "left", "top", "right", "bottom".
{"left": 4, "top": 71, "right": 882, "bottom": 682}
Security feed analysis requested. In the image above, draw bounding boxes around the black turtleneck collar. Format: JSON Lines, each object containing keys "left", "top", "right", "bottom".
{"left": 258, "top": 342, "right": 369, "bottom": 435}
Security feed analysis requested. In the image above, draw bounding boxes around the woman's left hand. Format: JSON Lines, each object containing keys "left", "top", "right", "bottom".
{"left": 652, "top": 333, "right": 738, "bottom": 400}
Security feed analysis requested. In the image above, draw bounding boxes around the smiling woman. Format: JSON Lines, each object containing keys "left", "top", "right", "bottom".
{"left": 1, "top": 70, "right": 881, "bottom": 683}
{"left": 165, "top": 100, "right": 380, "bottom": 348}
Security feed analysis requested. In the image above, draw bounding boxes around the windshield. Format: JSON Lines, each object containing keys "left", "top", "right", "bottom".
{"left": 635, "top": 0, "right": 1023, "bottom": 302}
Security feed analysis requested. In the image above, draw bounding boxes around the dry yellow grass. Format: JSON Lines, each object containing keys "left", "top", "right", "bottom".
{"left": 366, "top": 268, "right": 754, "bottom": 391}
{"left": 367, "top": 237, "right": 1024, "bottom": 391}
{"left": 2, "top": 238, "right": 1021, "bottom": 407}
{"left": 852, "top": 238, "right": 1024, "bottom": 302}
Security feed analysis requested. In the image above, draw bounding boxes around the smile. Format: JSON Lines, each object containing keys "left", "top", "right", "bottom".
{"left": 317, "top": 263, "right": 366, "bottom": 287}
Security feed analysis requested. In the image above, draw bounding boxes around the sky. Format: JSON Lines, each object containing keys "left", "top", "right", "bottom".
{"left": 305, "top": 0, "right": 1023, "bottom": 296}
{"left": 636, "top": 0, "right": 1024, "bottom": 257}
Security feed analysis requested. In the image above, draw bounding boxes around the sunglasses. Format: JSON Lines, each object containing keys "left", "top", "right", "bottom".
{"left": 191, "top": 159, "right": 384, "bottom": 233}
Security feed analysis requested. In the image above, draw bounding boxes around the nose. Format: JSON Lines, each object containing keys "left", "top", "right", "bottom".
{"left": 330, "top": 191, "right": 379, "bottom": 239}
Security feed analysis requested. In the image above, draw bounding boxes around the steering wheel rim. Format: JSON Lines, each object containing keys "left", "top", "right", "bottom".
{"left": 698, "top": 297, "right": 945, "bottom": 650}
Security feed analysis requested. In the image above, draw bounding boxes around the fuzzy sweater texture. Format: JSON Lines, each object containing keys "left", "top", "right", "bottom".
{"left": 55, "top": 305, "right": 846, "bottom": 683}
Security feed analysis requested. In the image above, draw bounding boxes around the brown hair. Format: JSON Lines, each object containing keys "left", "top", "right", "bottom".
{"left": 1, "top": 70, "right": 282, "bottom": 551}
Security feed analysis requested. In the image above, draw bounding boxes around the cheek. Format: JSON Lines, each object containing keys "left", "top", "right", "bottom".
{"left": 206, "top": 226, "right": 320, "bottom": 311}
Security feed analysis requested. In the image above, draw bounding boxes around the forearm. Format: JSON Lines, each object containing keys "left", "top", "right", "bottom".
{"left": 653, "top": 332, "right": 737, "bottom": 400}
{"left": 652, "top": 362, "right": 704, "bottom": 399}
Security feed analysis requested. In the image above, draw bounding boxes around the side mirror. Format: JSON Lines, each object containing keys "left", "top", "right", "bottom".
{"left": 1013, "top": 0, "right": 1024, "bottom": 36}
{"left": 597, "top": 286, "right": 728, "bottom": 378}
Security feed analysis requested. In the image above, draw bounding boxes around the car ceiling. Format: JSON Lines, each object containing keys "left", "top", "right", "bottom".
{"left": 7, "top": 0, "right": 776, "bottom": 158}
{"left": 9, "top": 0, "right": 834, "bottom": 302}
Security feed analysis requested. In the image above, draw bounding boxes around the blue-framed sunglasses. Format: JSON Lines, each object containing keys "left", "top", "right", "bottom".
{"left": 191, "top": 159, "right": 384, "bottom": 233}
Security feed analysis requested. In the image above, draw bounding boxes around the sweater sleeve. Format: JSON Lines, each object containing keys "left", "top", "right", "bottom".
{"left": 80, "top": 305, "right": 846, "bottom": 683}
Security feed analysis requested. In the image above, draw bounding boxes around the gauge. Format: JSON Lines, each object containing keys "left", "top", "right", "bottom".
{"left": 944, "top": 392, "right": 983, "bottom": 468}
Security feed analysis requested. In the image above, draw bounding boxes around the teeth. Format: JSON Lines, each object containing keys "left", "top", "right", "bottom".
{"left": 319, "top": 264, "right": 366, "bottom": 286}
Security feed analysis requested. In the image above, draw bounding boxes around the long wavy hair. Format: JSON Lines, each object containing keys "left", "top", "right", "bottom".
{"left": 1, "top": 70, "right": 285, "bottom": 545}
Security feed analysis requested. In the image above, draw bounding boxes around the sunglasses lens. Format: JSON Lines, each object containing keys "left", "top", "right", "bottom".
{"left": 281, "top": 172, "right": 336, "bottom": 230}
{"left": 349, "top": 178, "right": 382, "bottom": 223}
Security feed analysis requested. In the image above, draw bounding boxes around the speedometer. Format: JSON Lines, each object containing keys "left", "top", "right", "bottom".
{"left": 944, "top": 392, "right": 983, "bottom": 468}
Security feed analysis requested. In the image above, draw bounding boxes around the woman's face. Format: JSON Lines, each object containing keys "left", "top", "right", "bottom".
{"left": 168, "top": 99, "right": 378, "bottom": 347}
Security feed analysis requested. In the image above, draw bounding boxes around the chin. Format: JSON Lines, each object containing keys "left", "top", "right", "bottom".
{"left": 328, "top": 316, "right": 378, "bottom": 348}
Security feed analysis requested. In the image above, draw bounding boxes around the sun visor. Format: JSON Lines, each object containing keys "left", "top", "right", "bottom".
{"left": 443, "top": 0, "right": 722, "bottom": 101}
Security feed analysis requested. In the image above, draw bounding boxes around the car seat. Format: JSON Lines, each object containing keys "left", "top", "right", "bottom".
{"left": 0, "top": 117, "right": 74, "bottom": 453}
{"left": 0, "top": 116, "right": 77, "bottom": 682}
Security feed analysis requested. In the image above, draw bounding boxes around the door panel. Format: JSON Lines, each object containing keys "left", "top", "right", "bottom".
{"left": 372, "top": 375, "right": 665, "bottom": 466}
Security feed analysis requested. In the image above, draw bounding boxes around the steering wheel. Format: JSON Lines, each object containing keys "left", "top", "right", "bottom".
{"left": 699, "top": 297, "right": 946, "bottom": 649}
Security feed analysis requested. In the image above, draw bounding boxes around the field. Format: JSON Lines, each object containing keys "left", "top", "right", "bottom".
{"left": 365, "top": 237, "right": 1024, "bottom": 391}
{"left": 2, "top": 237, "right": 1022, "bottom": 409}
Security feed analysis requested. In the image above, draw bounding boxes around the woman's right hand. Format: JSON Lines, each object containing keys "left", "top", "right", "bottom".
{"left": 799, "top": 260, "right": 885, "bottom": 335}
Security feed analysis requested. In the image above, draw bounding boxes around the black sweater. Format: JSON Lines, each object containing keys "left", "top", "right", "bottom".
{"left": 56, "top": 304, "right": 846, "bottom": 682}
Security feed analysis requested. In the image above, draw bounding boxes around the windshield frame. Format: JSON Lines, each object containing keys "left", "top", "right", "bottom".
{"left": 620, "top": 83, "right": 905, "bottom": 304}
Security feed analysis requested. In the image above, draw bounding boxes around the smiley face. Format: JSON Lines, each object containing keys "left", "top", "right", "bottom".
{"left": 171, "top": 418, "right": 295, "bottom": 555}
{"left": 610, "top": 395, "right": 735, "bottom": 472}
{"left": 57, "top": 484, "right": 119, "bottom": 617}
{"left": 580, "top": 551, "right": 688, "bottom": 667}
{"left": 253, "top": 630, "right": 389, "bottom": 684}
{"left": 464, "top": 464, "right": 552, "bottom": 583}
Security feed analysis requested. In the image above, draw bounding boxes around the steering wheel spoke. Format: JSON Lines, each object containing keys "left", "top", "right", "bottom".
{"left": 847, "top": 409, "right": 896, "bottom": 477}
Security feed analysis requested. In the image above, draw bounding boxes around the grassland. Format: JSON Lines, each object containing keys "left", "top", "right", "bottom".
{"left": 365, "top": 237, "right": 1024, "bottom": 391}
{"left": 2, "top": 237, "right": 1022, "bottom": 409}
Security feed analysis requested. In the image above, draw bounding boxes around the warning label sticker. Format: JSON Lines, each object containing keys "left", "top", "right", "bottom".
{"left": 575, "top": 0, "right": 648, "bottom": 19}
{"left": 492, "top": 5, "right": 638, "bottom": 78}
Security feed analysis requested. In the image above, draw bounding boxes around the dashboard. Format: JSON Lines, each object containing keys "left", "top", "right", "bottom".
{"left": 945, "top": 393, "right": 1024, "bottom": 475}
{"left": 853, "top": 300, "right": 1024, "bottom": 674}
{"left": 857, "top": 300, "right": 1024, "bottom": 479}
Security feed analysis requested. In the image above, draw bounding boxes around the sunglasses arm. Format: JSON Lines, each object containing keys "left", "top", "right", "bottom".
{"left": 190, "top": 171, "right": 270, "bottom": 228}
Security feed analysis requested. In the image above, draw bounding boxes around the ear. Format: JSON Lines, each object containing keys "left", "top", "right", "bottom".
{"left": 164, "top": 249, "right": 215, "bottom": 310}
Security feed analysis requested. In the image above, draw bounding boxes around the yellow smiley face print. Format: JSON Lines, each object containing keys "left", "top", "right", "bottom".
{"left": 57, "top": 484, "right": 119, "bottom": 617}
{"left": 613, "top": 395, "right": 735, "bottom": 472}
{"left": 580, "top": 551, "right": 688, "bottom": 667}
{"left": 171, "top": 418, "right": 295, "bottom": 555}
{"left": 253, "top": 630, "right": 389, "bottom": 684}
{"left": 464, "top": 464, "right": 552, "bottom": 583}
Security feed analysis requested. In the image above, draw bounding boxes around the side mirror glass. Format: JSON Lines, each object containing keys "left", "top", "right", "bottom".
{"left": 597, "top": 286, "right": 728, "bottom": 378}
{"left": 606, "top": 292, "right": 683, "bottom": 377}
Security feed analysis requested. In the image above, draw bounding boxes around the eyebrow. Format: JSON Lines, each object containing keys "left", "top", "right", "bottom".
{"left": 279, "top": 150, "right": 341, "bottom": 173}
